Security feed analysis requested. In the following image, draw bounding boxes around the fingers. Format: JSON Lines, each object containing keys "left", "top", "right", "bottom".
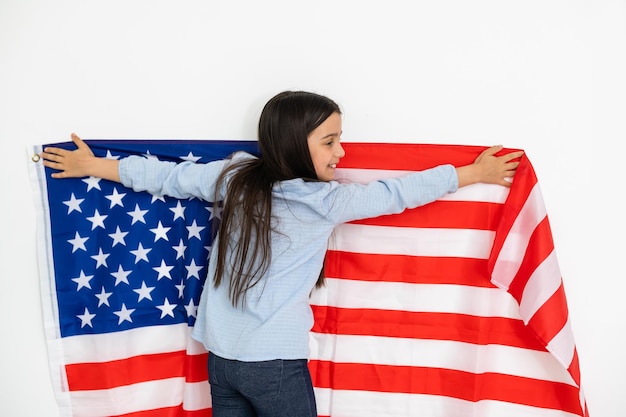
{"left": 491, "top": 147, "right": 524, "bottom": 174}
{"left": 41, "top": 145, "right": 69, "bottom": 158}
{"left": 71, "top": 133, "right": 87, "bottom": 149}
{"left": 494, "top": 148, "right": 522, "bottom": 186}
{"left": 40, "top": 133, "right": 82, "bottom": 174}
{"left": 41, "top": 156, "right": 66, "bottom": 173}
{"left": 500, "top": 150, "right": 524, "bottom": 162}
{"left": 50, "top": 170, "right": 70, "bottom": 179}
{"left": 486, "top": 146, "right": 523, "bottom": 160}
{"left": 504, "top": 160, "right": 521, "bottom": 170}
{"left": 479, "top": 145, "right": 503, "bottom": 158}
{"left": 42, "top": 133, "right": 81, "bottom": 157}
{"left": 41, "top": 133, "right": 89, "bottom": 159}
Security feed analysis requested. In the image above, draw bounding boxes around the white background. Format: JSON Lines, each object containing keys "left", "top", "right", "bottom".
{"left": 1, "top": 1, "right": 624, "bottom": 416}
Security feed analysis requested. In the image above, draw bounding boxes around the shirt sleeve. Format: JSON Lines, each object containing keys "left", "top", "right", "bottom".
{"left": 320, "top": 164, "right": 458, "bottom": 225}
{"left": 118, "top": 155, "right": 230, "bottom": 201}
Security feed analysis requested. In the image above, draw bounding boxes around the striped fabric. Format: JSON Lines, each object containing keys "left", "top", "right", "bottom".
{"left": 309, "top": 143, "right": 587, "bottom": 417}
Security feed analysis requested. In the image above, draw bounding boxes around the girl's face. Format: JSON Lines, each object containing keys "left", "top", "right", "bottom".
{"left": 307, "top": 112, "right": 345, "bottom": 181}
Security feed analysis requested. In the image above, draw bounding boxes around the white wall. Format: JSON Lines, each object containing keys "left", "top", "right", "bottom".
{"left": 1, "top": 1, "right": 624, "bottom": 415}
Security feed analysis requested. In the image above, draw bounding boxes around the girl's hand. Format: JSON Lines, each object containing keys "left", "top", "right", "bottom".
{"left": 457, "top": 145, "right": 524, "bottom": 188}
{"left": 41, "top": 133, "right": 95, "bottom": 178}
{"left": 40, "top": 133, "right": 121, "bottom": 182}
{"left": 474, "top": 145, "right": 524, "bottom": 186}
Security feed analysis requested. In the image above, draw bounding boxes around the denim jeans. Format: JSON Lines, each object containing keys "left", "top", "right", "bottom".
{"left": 208, "top": 352, "right": 318, "bottom": 417}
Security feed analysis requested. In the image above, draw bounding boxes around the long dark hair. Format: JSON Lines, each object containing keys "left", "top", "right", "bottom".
{"left": 213, "top": 91, "right": 341, "bottom": 306}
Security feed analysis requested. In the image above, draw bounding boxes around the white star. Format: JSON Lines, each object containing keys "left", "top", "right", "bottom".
{"left": 105, "top": 187, "right": 126, "bottom": 208}
{"left": 82, "top": 176, "right": 102, "bottom": 191}
{"left": 111, "top": 265, "right": 132, "bottom": 286}
{"left": 67, "top": 231, "right": 89, "bottom": 253}
{"left": 95, "top": 287, "right": 112, "bottom": 307}
{"left": 186, "top": 220, "right": 205, "bottom": 240}
{"left": 91, "top": 248, "right": 110, "bottom": 268}
{"left": 77, "top": 307, "right": 96, "bottom": 328}
{"left": 180, "top": 152, "right": 201, "bottom": 162}
{"left": 153, "top": 259, "right": 174, "bottom": 280}
{"left": 156, "top": 298, "right": 177, "bottom": 319}
{"left": 128, "top": 204, "right": 148, "bottom": 225}
{"left": 170, "top": 201, "right": 186, "bottom": 221}
{"left": 114, "top": 303, "right": 135, "bottom": 324}
{"left": 150, "top": 221, "right": 171, "bottom": 242}
{"left": 130, "top": 243, "right": 151, "bottom": 264}
{"left": 72, "top": 270, "right": 94, "bottom": 291}
{"left": 104, "top": 150, "right": 120, "bottom": 160}
{"left": 63, "top": 193, "right": 84, "bottom": 214}
{"left": 207, "top": 204, "right": 222, "bottom": 220}
{"left": 185, "top": 259, "right": 204, "bottom": 279}
{"left": 133, "top": 281, "right": 155, "bottom": 302}
{"left": 185, "top": 299, "right": 198, "bottom": 318}
{"left": 175, "top": 280, "right": 185, "bottom": 298}
{"left": 108, "top": 226, "right": 128, "bottom": 247}
{"left": 172, "top": 239, "right": 187, "bottom": 260}
{"left": 86, "top": 209, "right": 107, "bottom": 230}
{"left": 151, "top": 194, "right": 166, "bottom": 203}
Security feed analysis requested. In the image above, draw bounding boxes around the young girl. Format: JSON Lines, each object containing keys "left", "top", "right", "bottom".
{"left": 41, "top": 91, "right": 523, "bottom": 417}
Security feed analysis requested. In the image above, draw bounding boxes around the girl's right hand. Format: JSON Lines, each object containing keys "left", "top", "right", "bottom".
{"left": 472, "top": 145, "right": 524, "bottom": 187}
{"left": 456, "top": 145, "right": 524, "bottom": 188}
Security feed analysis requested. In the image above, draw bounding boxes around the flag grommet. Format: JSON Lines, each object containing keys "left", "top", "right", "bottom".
{"left": 32, "top": 154, "right": 41, "bottom": 162}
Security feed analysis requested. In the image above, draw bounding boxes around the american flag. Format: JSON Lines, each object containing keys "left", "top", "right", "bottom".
{"left": 31, "top": 140, "right": 588, "bottom": 417}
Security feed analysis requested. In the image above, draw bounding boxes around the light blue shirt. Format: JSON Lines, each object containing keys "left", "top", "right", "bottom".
{"left": 119, "top": 152, "right": 458, "bottom": 361}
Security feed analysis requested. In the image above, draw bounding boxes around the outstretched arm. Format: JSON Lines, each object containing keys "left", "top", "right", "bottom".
{"left": 40, "top": 133, "right": 121, "bottom": 182}
{"left": 456, "top": 145, "right": 523, "bottom": 188}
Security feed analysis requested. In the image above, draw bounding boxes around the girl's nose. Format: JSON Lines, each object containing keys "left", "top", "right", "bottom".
{"left": 336, "top": 142, "right": 346, "bottom": 158}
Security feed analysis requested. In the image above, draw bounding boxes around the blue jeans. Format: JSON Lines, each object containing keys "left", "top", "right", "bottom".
{"left": 208, "top": 352, "right": 318, "bottom": 417}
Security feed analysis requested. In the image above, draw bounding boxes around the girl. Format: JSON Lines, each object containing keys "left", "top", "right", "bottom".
{"left": 41, "top": 91, "right": 523, "bottom": 417}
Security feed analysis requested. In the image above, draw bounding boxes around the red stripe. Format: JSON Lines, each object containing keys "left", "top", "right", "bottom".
{"left": 325, "top": 250, "right": 497, "bottom": 288}
{"left": 351, "top": 200, "right": 503, "bottom": 230}
{"left": 527, "top": 283, "right": 569, "bottom": 347}
{"left": 66, "top": 351, "right": 206, "bottom": 391}
{"left": 340, "top": 143, "right": 499, "bottom": 170}
{"left": 186, "top": 352, "right": 208, "bottom": 383}
{"left": 309, "top": 360, "right": 583, "bottom": 415}
{"left": 488, "top": 154, "right": 538, "bottom": 273}
{"left": 114, "top": 406, "right": 212, "bottom": 417}
{"left": 311, "top": 306, "right": 546, "bottom": 350}
{"left": 568, "top": 348, "right": 581, "bottom": 387}
{"left": 507, "top": 217, "right": 555, "bottom": 303}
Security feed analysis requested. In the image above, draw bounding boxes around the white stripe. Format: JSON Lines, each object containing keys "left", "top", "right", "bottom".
{"left": 311, "top": 278, "right": 522, "bottom": 319}
{"left": 519, "top": 250, "right": 562, "bottom": 323}
{"left": 70, "top": 378, "right": 186, "bottom": 417}
{"left": 186, "top": 326, "right": 210, "bottom": 355}
{"left": 546, "top": 316, "right": 576, "bottom": 371}
{"left": 29, "top": 144, "right": 74, "bottom": 417}
{"left": 335, "top": 168, "right": 510, "bottom": 203}
{"left": 491, "top": 183, "right": 547, "bottom": 289}
{"left": 579, "top": 386, "right": 587, "bottom": 415}
{"left": 331, "top": 223, "right": 495, "bottom": 259}
{"left": 335, "top": 167, "right": 413, "bottom": 183}
{"left": 183, "top": 381, "right": 212, "bottom": 410}
{"left": 63, "top": 323, "right": 201, "bottom": 363}
{"left": 309, "top": 333, "right": 575, "bottom": 385}
{"left": 314, "top": 388, "right": 580, "bottom": 417}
